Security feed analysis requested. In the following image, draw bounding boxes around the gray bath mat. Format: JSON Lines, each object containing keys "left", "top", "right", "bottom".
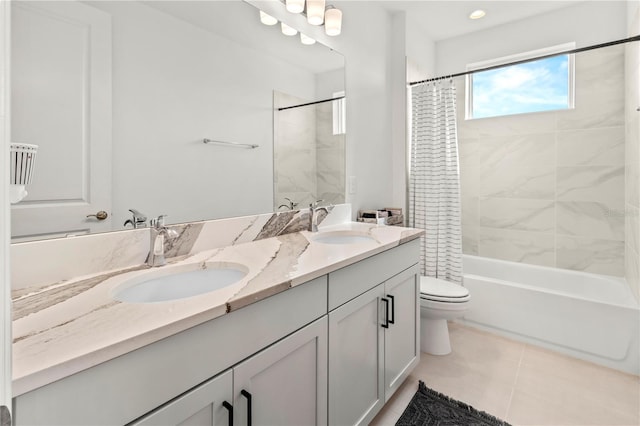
{"left": 395, "top": 381, "right": 511, "bottom": 426}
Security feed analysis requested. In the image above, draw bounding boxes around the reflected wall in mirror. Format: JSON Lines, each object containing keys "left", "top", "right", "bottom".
{"left": 274, "top": 91, "right": 346, "bottom": 212}
{"left": 10, "top": 0, "right": 345, "bottom": 242}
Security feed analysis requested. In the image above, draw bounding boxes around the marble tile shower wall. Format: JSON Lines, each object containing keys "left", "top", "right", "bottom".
{"left": 459, "top": 45, "right": 626, "bottom": 276}
{"left": 274, "top": 94, "right": 346, "bottom": 210}
{"left": 274, "top": 91, "right": 317, "bottom": 209}
{"left": 316, "top": 101, "right": 346, "bottom": 206}
{"left": 625, "top": 8, "right": 640, "bottom": 300}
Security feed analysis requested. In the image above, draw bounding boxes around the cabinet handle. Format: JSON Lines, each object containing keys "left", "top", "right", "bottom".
{"left": 381, "top": 298, "right": 390, "bottom": 328}
{"left": 241, "top": 389, "right": 252, "bottom": 426}
{"left": 222, "top": 401, "right": 233, "bottom": 426}
{"left": 388, "top": 294, "right": 395, "bottom": 325}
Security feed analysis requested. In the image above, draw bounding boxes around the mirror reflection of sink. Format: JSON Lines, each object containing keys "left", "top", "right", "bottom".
{"left": 311, "top": 231, "right": 376, "bottom": 245}
{"left": 112, "top": 262, "right": 248, "bottom": 303}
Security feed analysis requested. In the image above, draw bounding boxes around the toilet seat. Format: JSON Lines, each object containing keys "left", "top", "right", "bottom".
{"left": 420, "top": 276, "right": 470, "bottom": 303}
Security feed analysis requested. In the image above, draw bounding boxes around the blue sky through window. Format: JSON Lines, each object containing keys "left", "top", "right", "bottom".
{"left": 471, "top": 55, "right": 570, "bottom": 119}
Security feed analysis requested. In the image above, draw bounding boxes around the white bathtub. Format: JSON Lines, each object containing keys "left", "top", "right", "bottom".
{"left": 460, "top": 254, "right": 640, "bottom": 375}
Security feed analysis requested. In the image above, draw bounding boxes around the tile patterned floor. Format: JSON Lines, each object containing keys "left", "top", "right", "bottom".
{"left": 370, "top": 322, "right": 640, "bottom": 426}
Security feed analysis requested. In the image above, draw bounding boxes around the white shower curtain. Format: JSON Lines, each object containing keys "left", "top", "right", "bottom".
{"left": 408, "top": 80, "right": 463, "bottom": 285}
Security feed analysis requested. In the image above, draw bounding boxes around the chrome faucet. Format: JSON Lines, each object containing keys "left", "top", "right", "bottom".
{"left": 124, "top": 209, "right": 148, "bottom": 229}
{"left": 147, "top": 215, "right": 178, "bottom": 267}
{"left": 309, "top": 200, "right": 334, "bottom": 232}
{"left": 278, "top": 197, "right": 299, "bottom": 211}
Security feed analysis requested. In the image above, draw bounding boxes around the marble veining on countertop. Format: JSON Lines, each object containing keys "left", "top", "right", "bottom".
{"left": 12, "top": 222, "right": 422, "bottom": 396}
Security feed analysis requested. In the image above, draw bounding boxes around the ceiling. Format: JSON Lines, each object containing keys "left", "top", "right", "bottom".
{"left": 375, "top": 0, "right": 583, "bottom": 41}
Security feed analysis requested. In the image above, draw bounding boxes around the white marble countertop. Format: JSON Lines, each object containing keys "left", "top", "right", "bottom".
{"left": 12, "top": 222, "right": 422, "bottom": 396}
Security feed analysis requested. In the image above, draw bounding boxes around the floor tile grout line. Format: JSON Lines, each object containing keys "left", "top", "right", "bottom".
{"left": 505, "top": 343, "right": 526, "bottom": 422}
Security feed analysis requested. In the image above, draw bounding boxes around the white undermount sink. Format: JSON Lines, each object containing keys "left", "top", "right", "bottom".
{"left": 311, "top": 231, "right": 377, "bottom": 245}
{"left": 112, "top": 262, "right": 248, "bottom": 303}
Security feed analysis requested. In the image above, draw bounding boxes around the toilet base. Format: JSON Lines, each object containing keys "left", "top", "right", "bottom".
{"left": 420, "top": 317, "right": 452, "bottom": 355}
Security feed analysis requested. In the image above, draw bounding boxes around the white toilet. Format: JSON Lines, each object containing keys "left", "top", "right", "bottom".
{"left": 420, "top": 276, "right": 470, "bottom": 355}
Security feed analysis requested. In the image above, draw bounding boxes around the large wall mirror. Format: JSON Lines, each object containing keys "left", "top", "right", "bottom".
{"left": 10, "top": 0, "right": 345, "bottom": 242}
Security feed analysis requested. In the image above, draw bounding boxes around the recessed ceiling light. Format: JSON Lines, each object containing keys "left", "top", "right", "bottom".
{"left": 469, "top": 10, "right": 486, "bottom": 20}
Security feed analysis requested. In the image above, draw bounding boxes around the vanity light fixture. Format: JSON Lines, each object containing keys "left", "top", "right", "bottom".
{"left": 259, "top": 10, "right": 278, "bottom": 26}
{"left": 300, "top": 33, "right": 316, "bottom": 45}
{"left": 281, "top": 22, "right": 298, "bottom": 36}
{"left": 306, "top": 0, "right": 325, "bottom": 25}
{"left": 469, "top": 9, "right": 486, "bottom": 20}
{"left": 324, "top": 6, "right": 342, "bottom": 36}
{"left": 286, "top": 0, "right": 305, "bottom": 14}
{"left": 261, "top": 2, "right": 342, "bottom": 41}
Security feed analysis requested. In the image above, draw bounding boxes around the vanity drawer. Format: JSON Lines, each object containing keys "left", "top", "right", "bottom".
{"left": 328, "top": 239, "right": 419, "bottom": 310}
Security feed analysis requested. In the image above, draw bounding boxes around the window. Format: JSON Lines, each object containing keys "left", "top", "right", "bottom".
{"left": 466, "top": 43, "right": 575, "bottom": 119}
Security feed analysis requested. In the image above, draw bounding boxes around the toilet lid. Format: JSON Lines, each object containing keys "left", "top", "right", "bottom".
{"left": 420, "top": 276, "right": 469, "bottom": 301}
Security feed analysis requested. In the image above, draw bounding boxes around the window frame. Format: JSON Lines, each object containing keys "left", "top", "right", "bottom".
{"left": 465, "top": 42, "right": 576, "bottom": 120}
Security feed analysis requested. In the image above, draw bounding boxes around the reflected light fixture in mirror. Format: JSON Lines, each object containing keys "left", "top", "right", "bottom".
{"left": 469, "top": 10, "right": 486, "bottom": 19}
{"left": 324, "top": 6, "right": 342, "bottom": 36}
{"left": 281, "top": 22, "right": 298, "bottom": 36}
{"left": 307, "top": 0, "right": 325, "bottom": 25}
{"left": 300, "top": 33, "right": 316, "bottom": 45}
{"left": 286, "top": 0, "right": 305, "bottom": 14}
{"left": 260, "top": 10, "right": 278, "bottom": 25}
{"left": 263, "top": 1, "right": 343, "bottom": 39}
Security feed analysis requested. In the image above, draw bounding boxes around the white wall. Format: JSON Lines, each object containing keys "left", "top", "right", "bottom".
{"left": 390, "top": 11, "right": 408, "bottom": 212}
{"left": 405, "top": 18, "right": 436, "bottom": 82}
{"left": 436, "top": 1, "right": 628, "bottom": 75}
{"left": 90, "top": 1, "right": 318, "bottom": 227}
{"left": 0, "top": 1, "right": 11, "bottom": 420}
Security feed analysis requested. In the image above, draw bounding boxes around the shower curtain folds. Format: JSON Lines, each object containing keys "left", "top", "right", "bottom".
{"left": 409, "top": 80, "right": 463, "bottom": 284}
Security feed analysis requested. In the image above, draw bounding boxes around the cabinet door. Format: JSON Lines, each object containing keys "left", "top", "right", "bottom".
{"left": 233, "top": 317, "right": 328, "bottom": 426}
{"left": 131, "top": 370, "right": 233, "bottom": 426}
{"left": 383, "top": 265, "right": 420, "bottom": 401}
{"left": 328, "top": 284, "right": 385, "bottom": 426}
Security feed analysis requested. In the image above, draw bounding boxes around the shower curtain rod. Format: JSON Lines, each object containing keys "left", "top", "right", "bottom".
{"left": 277, "top": 95, "right": 345, "bottom": 111}
{"left": 409, "top": 34, "right": 640, "bottom": 86}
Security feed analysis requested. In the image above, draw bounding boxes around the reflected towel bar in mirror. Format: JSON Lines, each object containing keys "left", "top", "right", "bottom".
{"left": 203, "top": 138, "right": 259, "bottom": 149}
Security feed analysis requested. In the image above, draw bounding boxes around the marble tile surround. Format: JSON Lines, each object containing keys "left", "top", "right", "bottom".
{"left": 458, "top": 45, "right": 628, "bottom": 276}
{"left": 11, "top": 204, "right": 352, "bottom": 291}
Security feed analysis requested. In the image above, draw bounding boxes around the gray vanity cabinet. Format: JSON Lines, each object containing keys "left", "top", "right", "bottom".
{"left": 382, "top": 266, "right": 420, "bottom": 400}
{"left": 131, "top": 370, "right": 233, "bottom": 426}
{"left": 132, "top": 317, "right": 327, "bottom": 426}
{"left": 233, "top": 317, "right": 328, "bottom": 426}
{"left": 328, "top": 284, "right": 386, "bottom": 426}
{"left": 12, "top": 239, "right": 420, "bottom": 426}
{"left": 327, "top": 239, "right": 420, "bottom": 426}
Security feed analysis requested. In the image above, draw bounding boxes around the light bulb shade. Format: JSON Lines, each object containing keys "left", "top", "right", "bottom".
{"left": 286, "top": 0, "right": 304, "bottom": 13}
{"left": 324, "top": 7, "right": 342, "bottom": 36}
{"left": 259, "top": 10, "right": 278, "bottom": 26}
{"left": 307, "top": 0, "right": 325, "bottom": 25}
{"left": 281, "top": 22, "right": 298, "bottom": 36}
{"left": 300, "top": 33, "right": 316, "bottom": 45}
{"left": 469, "top": 9, "right": 486, "bottom": 19}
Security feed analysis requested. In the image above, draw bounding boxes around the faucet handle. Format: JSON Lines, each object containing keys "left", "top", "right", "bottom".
{"left": 150, "top": 215, "right": 167, "bottom": 228}
{"left": 311, "top": 199, "right": 325, "bottom": 209}
{"left": 129, "top": 208, "right": 147, "bottom": 222}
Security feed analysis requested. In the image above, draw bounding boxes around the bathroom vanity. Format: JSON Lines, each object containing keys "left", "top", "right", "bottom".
{"left": 11, "top": 222, "right": 421, "bottom": 425}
